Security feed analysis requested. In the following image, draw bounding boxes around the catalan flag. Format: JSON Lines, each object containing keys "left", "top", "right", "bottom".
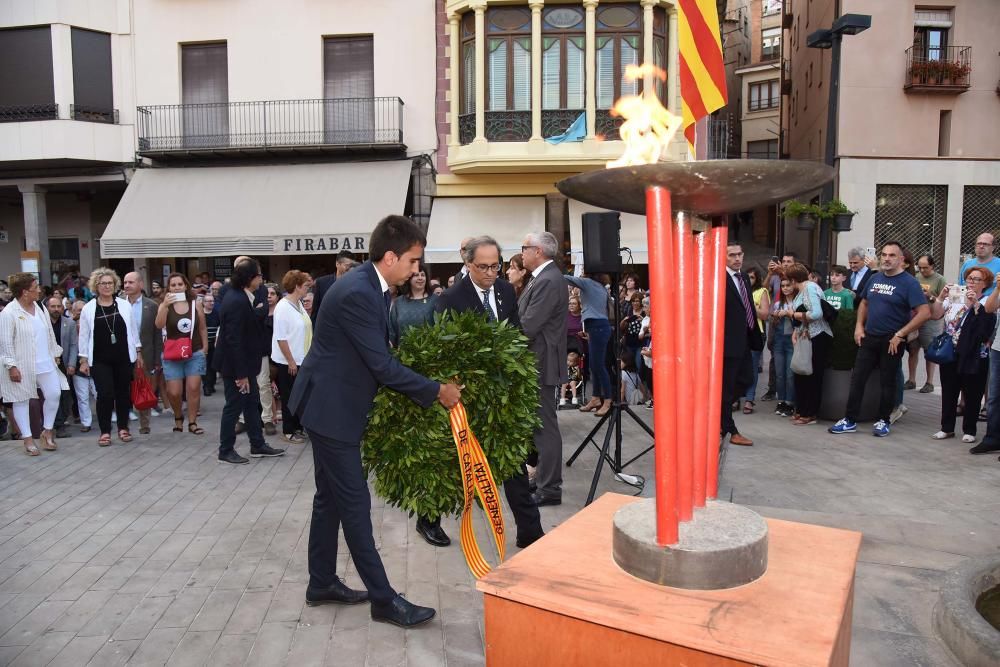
{"left": 677, "top": 0, "right": 728, "bottom": 148}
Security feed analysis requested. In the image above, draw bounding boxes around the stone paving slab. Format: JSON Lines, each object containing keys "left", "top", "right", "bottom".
{"left": 0, "top": 374, "right": 997, "bottom": 665}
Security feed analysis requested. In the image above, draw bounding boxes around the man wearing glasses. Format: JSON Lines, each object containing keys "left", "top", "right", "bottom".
{"left": 425, "top": 236, "right": 545, "bottom": 549}
{"left": 959, "top": 233, "right": 1000, "bottom": 296}
{"left": 518, "top": 232, "right": 569, "bottom": 507}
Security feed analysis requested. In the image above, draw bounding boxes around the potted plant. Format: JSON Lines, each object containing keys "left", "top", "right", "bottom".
{"left": 819, "top": 307, "right": 880, "bottom": 421}
{"left": 825, "top": 199, "right": 857, "bottom": 232}
{"left": 784, "top": 200, "right": 821, "bottom": 232}
{"left": 909, "top": 60, "right": 929, "bottom": 85}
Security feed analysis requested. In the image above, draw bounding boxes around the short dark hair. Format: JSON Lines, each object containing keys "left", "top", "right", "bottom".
{"left": 880, "top": 240, "right": 905, "bottom": 254}
{"left": 830, "top": 264, "right": 849, "bottom": 277}
{"left": 781, "top": 251, "right": 798, "bottom": 261}
{"left": 369, "top": 215, "right": 426, "bottom": 262}
{"left": 918, "top": 254, "right": 936, "bottom": 267}
{"left": 336, "top": 250, "right": 355, "bottom": 263}
{"left": 231, "top": 258, "right": 261, "bottom": 290}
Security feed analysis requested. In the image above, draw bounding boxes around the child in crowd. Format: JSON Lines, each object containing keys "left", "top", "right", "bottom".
{"left": 620, "top": 354, "right": 644, "bottom": 405}
{"left": 560, "top": 351, "right": 583, "bottom": 407}
{"left": 824, "top": 265, "right": 855, "bottom": 311}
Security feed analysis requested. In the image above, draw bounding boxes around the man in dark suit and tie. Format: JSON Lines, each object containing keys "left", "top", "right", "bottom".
{"left": 722, "top": 242, "right": 764, "bottom": 447}
{"left": 310, "top": 250, "right": 355, "bottom": 324}
{"left": 289, "top": 215, "right": 462, "bottom": 628}
{"left": 518, "top": 231, "right": 569, "bottom": 506}
{"left": 430, "top": 235, "right": 545, "bottom": 548}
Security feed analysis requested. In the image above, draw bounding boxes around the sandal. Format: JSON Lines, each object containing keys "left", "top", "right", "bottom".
{"left": 743, "top": 401, "right": 755, "bottom": 414}
{"left": 98, "top": 433, "right": 112, "bottom": 447}
{"left": 188, "top": 422, "right": 205, "bottom": 435}
{"left": 23, "top": 440, "right": 40, "bottom": 456}
{"left": 118, "top": 429, "right": 133, "bottom": 443}
{"left": 41, "top": 430, "right": 57, "bottom": 451}
{"left": 173, "top": 418, "right": 183, "bottom": 433}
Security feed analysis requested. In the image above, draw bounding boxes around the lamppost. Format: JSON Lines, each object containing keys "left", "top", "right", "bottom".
{"left": 806, "top": 13, "right": 871, "bottom": 281}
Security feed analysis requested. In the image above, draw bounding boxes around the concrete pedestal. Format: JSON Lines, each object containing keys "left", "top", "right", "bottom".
{"left": 478, "top": 493, "right": 862, "bottom": 666}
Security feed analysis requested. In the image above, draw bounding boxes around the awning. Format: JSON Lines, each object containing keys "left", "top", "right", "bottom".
{"left": 100, "top": 160, "right": 413, "bottom": 258}
{"left": 568, "top": 200, "right": 648, "bottom": 265}
{"left": 425, "top": 196, "right": 545, "bottom": 263}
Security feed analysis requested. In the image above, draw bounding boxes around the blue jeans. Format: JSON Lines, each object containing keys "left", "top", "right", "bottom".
{"left": 982, "top": 349, "right": 1000, "bottom": 446}
{"left": 744, "top": 350, "right": 762, "bottom": 402}
{"left": 584, "top": 318, "right": 613, "bottom": 399}
{"left": 772, "top": 332, "right": 795, "bottom": 405}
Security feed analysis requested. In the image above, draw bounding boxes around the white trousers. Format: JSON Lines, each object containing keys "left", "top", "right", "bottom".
{"left": 12, "top": 369, "right": 61, "bottom": 435}
{"left": 73, "top": 373, "right": 99, "bottom": 428}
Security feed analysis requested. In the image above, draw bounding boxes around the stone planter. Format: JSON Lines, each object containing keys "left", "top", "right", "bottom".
{"left": 934, "top": 557, "right": 1000, "bottom": 667}
{"left": 819, "top": 369, "right": 881, "bottom": 422}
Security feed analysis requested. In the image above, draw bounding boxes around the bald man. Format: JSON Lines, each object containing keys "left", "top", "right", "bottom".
{"left": 123, "top": 272, "right": 164, "bottom": 433}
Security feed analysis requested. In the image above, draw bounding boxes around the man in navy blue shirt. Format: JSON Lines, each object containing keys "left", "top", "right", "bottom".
{"left": 830, "top": 241, "right": 930, "bottom": 437}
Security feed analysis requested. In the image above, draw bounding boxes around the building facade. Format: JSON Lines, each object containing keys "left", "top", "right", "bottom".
{"left": 430, "top": 0, "right": 689, "bottom": 270}
{"left": 782, "top": 0, "right": 1000, "bottom": 278}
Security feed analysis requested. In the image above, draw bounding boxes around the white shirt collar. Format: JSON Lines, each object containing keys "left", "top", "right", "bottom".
{"left": 532, "top": 259, "right": 554, "bottom": 279}
{"left": 372, "top": 264, "right": 390, "bottom": 294}
{"left": 726, "top": 267, "right": 739, "bottom": 278}
{"left": 470, "top": 277, "right": 493, "bottom": 294}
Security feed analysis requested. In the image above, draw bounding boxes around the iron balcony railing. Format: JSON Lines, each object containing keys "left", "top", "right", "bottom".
{"left": 70, "top": 104, "right": 119, "bottom": 124}
{"left": 136, "top": 97, "right": 405, "bottom": 153}
{"left": 0, "top": 104, "right": 59, "bottom": 122}
{"left": 904, "top": 45, "right": 972, "bottom": 92}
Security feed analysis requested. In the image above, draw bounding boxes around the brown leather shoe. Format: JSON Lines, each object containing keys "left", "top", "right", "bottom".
{"left": 729, "top": 433, "right": 754, "bottom": 446}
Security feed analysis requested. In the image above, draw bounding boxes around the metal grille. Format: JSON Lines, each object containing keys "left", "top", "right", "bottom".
{"left": 960, "top": 186, "right": 1000, "bottom": 256}
{"left": 707, "top": 114, "right": 731, "bottom": 159}
{"left": 595, "top": 109, "right": 623, "bottom": 141}
{"left": 484, "top": 110, "right": 531, "bottom": 141}
{"left": 873, "top": 184, "right": 948, "bottom": 259}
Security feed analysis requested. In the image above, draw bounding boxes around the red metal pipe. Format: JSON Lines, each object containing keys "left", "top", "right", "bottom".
{"left": 673, "top": 214, "right": 694, "bottom": 522}
{"left": 705, "top": 225, "right": 728, "bottom": 499}
{"left": 691, "top": 231, "right": 709, "bottom": 508}
{"left": 646, "top": 186, "right": 678, "bottom": 545}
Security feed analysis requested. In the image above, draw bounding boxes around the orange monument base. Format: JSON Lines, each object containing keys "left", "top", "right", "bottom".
{"left": 477, "top": 493, "right": 862, "bottom": 666}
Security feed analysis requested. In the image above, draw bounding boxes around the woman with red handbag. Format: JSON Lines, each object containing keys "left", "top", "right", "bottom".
{"left": 156, "top": 273, "right": 208, "bottom": 435}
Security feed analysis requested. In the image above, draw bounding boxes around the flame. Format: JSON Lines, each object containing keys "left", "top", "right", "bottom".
{"left": 607, "top": 64, "right": 682, "bottom": 168}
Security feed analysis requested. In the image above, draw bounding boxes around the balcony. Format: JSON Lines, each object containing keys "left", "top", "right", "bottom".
{"left": 70, "top": 104, "right": 119, "bottom": 124}
{"left": 0, "top": 104, "right": 59, "bottom": 123}
{"left": 136, "top": 97, "right": 405, "bottom": 158}
{"left": 904, "top": 45, "right": 971, "bottom": 94}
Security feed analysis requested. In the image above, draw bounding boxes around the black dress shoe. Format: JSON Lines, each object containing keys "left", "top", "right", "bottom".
{"left": 530, "top": 492, "right": 561, "bottom": 507}
{"left": 234, "top": 422, "right": 247, "bottom": 435}
{"left": 416, "top": 517, "right": 451, "bottom": 547}
{"left": 218, "top": 450, "right": 249, "bottom": 465}
{"left": 516, "top": 532, "right": 544, "bottom": 549}
{"left": 250, "top": 443, "right": 285, "bottom": 458}
{"left": 371, "top": 594, "right": 435, "bottom": 628}
{"left": 55, "top": 426, "right": 70, "bottom": 439}
{"left": 305, "top": 578, "right": 369, "bottom": 606}
{"left": 969, "top": 441, "right": 1000, "bottom": 454}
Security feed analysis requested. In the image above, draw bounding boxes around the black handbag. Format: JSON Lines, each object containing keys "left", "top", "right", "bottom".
{"left": 820, "top": 298, "right": 839, "bottom": 323}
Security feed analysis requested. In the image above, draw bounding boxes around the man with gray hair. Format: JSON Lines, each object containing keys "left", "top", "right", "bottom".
{"left": 847, "top": 246, "right": 877, "bottom": 295}
{"left": 518, "top": 231, "right": 568, "bottom": 506}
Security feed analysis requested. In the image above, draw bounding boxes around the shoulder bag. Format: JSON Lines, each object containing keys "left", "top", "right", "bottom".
{"left": 925, "top": 307, "right": 967, "bottom": 365}
{"left": 163, "top": 301, "right": 196, "bottom": 361}
{"left": 790, "top": 288, "right": 813, "bottom": 375}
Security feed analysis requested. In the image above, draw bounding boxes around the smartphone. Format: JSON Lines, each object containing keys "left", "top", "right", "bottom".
{"left": 948, "top": 284, "right": 967, "bottom": 303}
{"left": 865, "top": 247, "right": 877, "bottom": 260}
{"left": 770, "top": 255, "right": 780, "bottom": 263}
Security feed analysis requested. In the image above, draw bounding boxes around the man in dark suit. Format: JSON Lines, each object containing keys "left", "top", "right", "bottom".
{"left": 722, "top": 242, "right": 764, "bottom": 447}
{"left": 846, "top": 246, "right": 878, "bottom": 295}
{"left": 310, "top": 250, "right": 356, "bottom": 324}
{"left": 518, "top": 231, "right": 569, "bottom": 506}
{"left": 48, "top": 296, "right": 77, "bottom": 439}
{"left": 430, "top": 235, "right": 545, "bottom": 549}
{"left": 123, "top": 272, "right": 164, "bottom": 434}
{"left": 288, "top": 215, "right": 462, "bottom": 629}
{"left": 213, "top": 258, "right": 285, "bottom": 464}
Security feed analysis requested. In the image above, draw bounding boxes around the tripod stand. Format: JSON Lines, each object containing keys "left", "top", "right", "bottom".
{"left": 565, "top": 269, "right": 655, "bottom": 505}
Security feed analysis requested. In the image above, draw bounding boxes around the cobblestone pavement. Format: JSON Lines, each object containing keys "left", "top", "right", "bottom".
{"left": 0, "top": 377, "right": 997, "bottom": 665}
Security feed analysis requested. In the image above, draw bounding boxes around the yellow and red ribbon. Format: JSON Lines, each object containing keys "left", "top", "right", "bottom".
{"left": 448, "top": 402, "right": 505, "bottom": 578}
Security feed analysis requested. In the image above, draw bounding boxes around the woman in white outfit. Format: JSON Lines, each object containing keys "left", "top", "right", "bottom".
{"left": 0, "top": 273, "right": 67, "bottom": 455}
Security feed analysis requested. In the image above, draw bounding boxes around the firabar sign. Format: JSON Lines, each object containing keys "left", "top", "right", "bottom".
{"left": 275, "top": 235, "right": 369, "bottom": 255}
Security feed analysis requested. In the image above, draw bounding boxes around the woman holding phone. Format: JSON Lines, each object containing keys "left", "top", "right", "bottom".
{"left": 928, "top": 268, "right": 995, "bottom": 442}
{"left": 155, "top": 273, "right": 208, "bottom": 435}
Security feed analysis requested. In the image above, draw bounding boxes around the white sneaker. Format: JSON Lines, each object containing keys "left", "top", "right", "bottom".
{"left": 571, "top": 397, "right": 579, "bottom": 406}
{"left": 962, "top": 434, "right": 976, "bottom": 443}
{"left": 559, "top": 398, "right": 567, "bottom": 407}
{"left": 931, "top": 431, "right": 954, "bottom": 440}
{"left": 150, "top": 409, "right": 160, "bottom": 417}
{"left": 129, "top": 411, "right": 138, "bottom": 421}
